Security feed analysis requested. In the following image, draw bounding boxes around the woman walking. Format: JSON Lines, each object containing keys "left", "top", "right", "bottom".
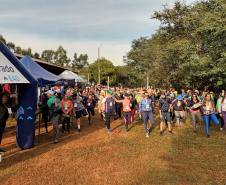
{"left": 61, "top": 95, "right": 73, "bottom": 133}
{"left": 202, "top": 93, "right": 219, "bottom": 138}
{"left": 187, "top": 93, "right": 203, "bottom": 133}
{"left": 218, "top": 92, "right": 226, "bottom": 135}
{"left": 173, "top": 95, "right": 186, "bottom": 128}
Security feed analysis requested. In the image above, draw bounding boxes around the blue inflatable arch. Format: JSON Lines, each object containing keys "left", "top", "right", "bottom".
{"left": 0, "top": 41, "right": 38, "bottom": 149}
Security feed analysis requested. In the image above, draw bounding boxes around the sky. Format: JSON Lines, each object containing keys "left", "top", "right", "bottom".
{"left": 0, "top": 0, "right": 198, "bottom": 66}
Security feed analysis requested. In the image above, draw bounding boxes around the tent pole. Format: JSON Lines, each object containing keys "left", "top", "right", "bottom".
{"left": 38, "top": 87, "right": 41, "bottom": 143}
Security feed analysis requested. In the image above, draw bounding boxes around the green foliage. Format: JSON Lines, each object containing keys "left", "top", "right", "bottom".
{"left": 123, "top": 0, "right": 226, "bottom": 90}
{"left": 71, "top": 53, "right": 89, "bottom": 73}
{"left": 84, "top": 58, "right": 117, "bottom": 85}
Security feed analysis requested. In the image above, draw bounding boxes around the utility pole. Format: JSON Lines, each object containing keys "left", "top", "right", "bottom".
{"left": 108, "top": 76, "right": 109, "bottom": 90}
{"left": 98, "top": 43, "right": 102, "bottom": 86}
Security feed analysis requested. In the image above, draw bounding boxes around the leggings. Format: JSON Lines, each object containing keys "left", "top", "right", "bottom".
{"left": 131, "top": 108, "right": 136, "bottom": 124}
{"left": 203, "top": 113, "right": 219, "bottom": 135}
{"left": 62, "top": 116, "right": 70, "bottom": 131}
{"left": 87, "top": 108, "right": 95, "bottom": 121}
{"left": 174, "top": 111, "right": 185, "bottom": 125}
{"left": 190, "top": 111, "right": 203, "bottom": 131}
{"left": 143, "top": 111, "right": 155, "bottom": 133}
{"left": 221, "top": 111, "right": 226, "bottom": 131}
{"left": 123, "top": 112, "right": 131, "bottom": 129}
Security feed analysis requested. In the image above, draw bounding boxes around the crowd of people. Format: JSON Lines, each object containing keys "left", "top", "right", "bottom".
{"left": 0, "top": 84, "right": 226, "bottom": 150}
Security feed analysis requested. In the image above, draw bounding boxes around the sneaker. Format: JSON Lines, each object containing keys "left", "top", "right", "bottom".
{"left": 78, "top": 129, "right": 81, "bottom": 133}
{"left": 45, "top": 131, "right": 49, "bottom": 134}
{"left": 164, "top": 125, "right": 168, "bottom": 128}
{"left": 220, "top": 128, "right": 223, "bottom": 131}
{"left": 146, "top": 133, "right": 149, "bottom": 137}
{"left": 62, "top": 130, "right": 65, "bottom": 133}
{"left": 0, "top": 149, "right": 5, "bottom": 153}
{"left": 126, "top": 129, "right": 129, "bottom": 132}
{"left": 194, "top": 130, "right": 197, "bottom": 134}
{"left": 160, "top": 131, "right": 163, "bottom": 136}
{"left": 168, "top": 131, "right": 174, "bottom": 135}
{"left": 67, "top": 130, "right": 70, "bottom": 133}
{"left": 89, "top": 121, "right": 91, "bottom": 125}
{"left": 51, "top": 141, "right": 59, "bottom": 145}
{"left": 108, "top": 129, "right": 112, "bottom": 133}
{"left": 207, "top": 135, "right": 210, "bottom": 138}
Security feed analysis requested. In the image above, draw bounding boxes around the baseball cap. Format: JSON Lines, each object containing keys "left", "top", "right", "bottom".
{"left": 47, "top": 90, "right": 54, "bottom": 95}
{"left": 108, "top": 90, "right": 113, "bottom": 95}
{"left": 177, "top": 95, "right": 183, "bottom": 100}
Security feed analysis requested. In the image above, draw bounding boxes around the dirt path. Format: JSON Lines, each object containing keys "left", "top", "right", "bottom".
{"left": 0, "top": 109, "right": 225, "bottom": 185}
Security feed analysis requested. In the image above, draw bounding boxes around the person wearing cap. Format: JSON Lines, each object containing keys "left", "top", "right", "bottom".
{"left": 159, "top": 92, "right": 174, "bottom": 136}
{"left": 114, "top": 93, "right": 132, "bottom": 132}
{"left": 47, "top": 90, "right": 61, "bottom": 145}
{"left": 172, "top": 95, "right": 186, "bottom": 128}
{"left": 101, "top": 90, "right": 118, "bottom": 133}
{"left": 72, "top": 92, "right": 88, "bottom": 133}
{"left": 139, "top": 92, "right": 155, "bottom": 137}
{"left": 114, "top": 89, "right": 123, "bottom": 118}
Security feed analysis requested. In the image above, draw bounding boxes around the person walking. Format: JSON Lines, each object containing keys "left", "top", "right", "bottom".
{"left": 218, "top": 92, "right": 226, "bottom": 135}
{"left": 172, "top": 95, "right": 186, "bottom": 128}
{"left": 47, "top": 90, "right": 62, "bottom": 145}
{"left": 139, "top": 92, "right": 155, "bottom": 137}
{"left": 159, "top": 92, "right": 174, "bottom": 136}
{"left": 85, "top": 93, "right": 96, "bottom": 125}
{"left": 187, "top": 93, "right": 203, "bottom": 133}
{"left": 101, "top": 90, "right": 118, "bottom": 133}
{"left": 0, "top": 93, "right": 12, "bottom": 153}
{"left": 202, "top": 93, "right": 219, "bottom": 138}
{"left": 72, "top": 92, "right": 88, "bottom": 133}
{"left": 114, "top": 89, "right": 123, "bottom": 118}
{"left": 61, "top": 95, "right": 73, "bottom": 133}
{"left": 115, "top": 93, "right": 131, "bottom": 132}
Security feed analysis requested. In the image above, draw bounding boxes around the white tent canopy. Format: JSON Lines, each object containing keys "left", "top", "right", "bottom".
{"left": 59, "top": 70, "right": 87, "bottom": 83}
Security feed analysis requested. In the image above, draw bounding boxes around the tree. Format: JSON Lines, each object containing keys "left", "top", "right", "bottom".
{"left": 0, "top": 35, "right": 6, "bottom": 45}
{"left": 71, "top": 53, "right": 89, "bottom": 73}
{"left": 54, "top": 45, "right": 70, "bottom": 67}
{"left": 41, "top": 50, "right": 55, "bottom": 63}
{"left": 84, "top": 58, "right": 117, "bottom": 85}
{"left": 6, "top": 42, "right": 15, "bottom": 52}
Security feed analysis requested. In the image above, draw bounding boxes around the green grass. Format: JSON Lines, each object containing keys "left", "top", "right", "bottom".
{"left": 0, "top": 110, "right": 225, "bottom": 185}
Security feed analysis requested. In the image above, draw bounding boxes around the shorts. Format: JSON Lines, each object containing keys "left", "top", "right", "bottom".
{"left": 161, "top": 112, "right": 171, "bottom": 122}
{"left": 75, "top": 109, "right": 88, "bottom": 119}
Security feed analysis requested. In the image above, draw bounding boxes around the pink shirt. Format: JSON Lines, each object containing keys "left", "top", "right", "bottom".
{"left": 121, "top": 100, "right": 131, "bottom": 112}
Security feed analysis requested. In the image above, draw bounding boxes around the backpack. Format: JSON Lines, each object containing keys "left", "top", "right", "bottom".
{"left": 54, "top": 97, "right": 63, "bottom": 112}
{"left": 161, "top": 99, "right": 169, "bottom": 112}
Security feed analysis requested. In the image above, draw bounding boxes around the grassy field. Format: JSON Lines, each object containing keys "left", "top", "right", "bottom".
{"left": 0, "top": 109, "right": 225, "bottom": 185}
